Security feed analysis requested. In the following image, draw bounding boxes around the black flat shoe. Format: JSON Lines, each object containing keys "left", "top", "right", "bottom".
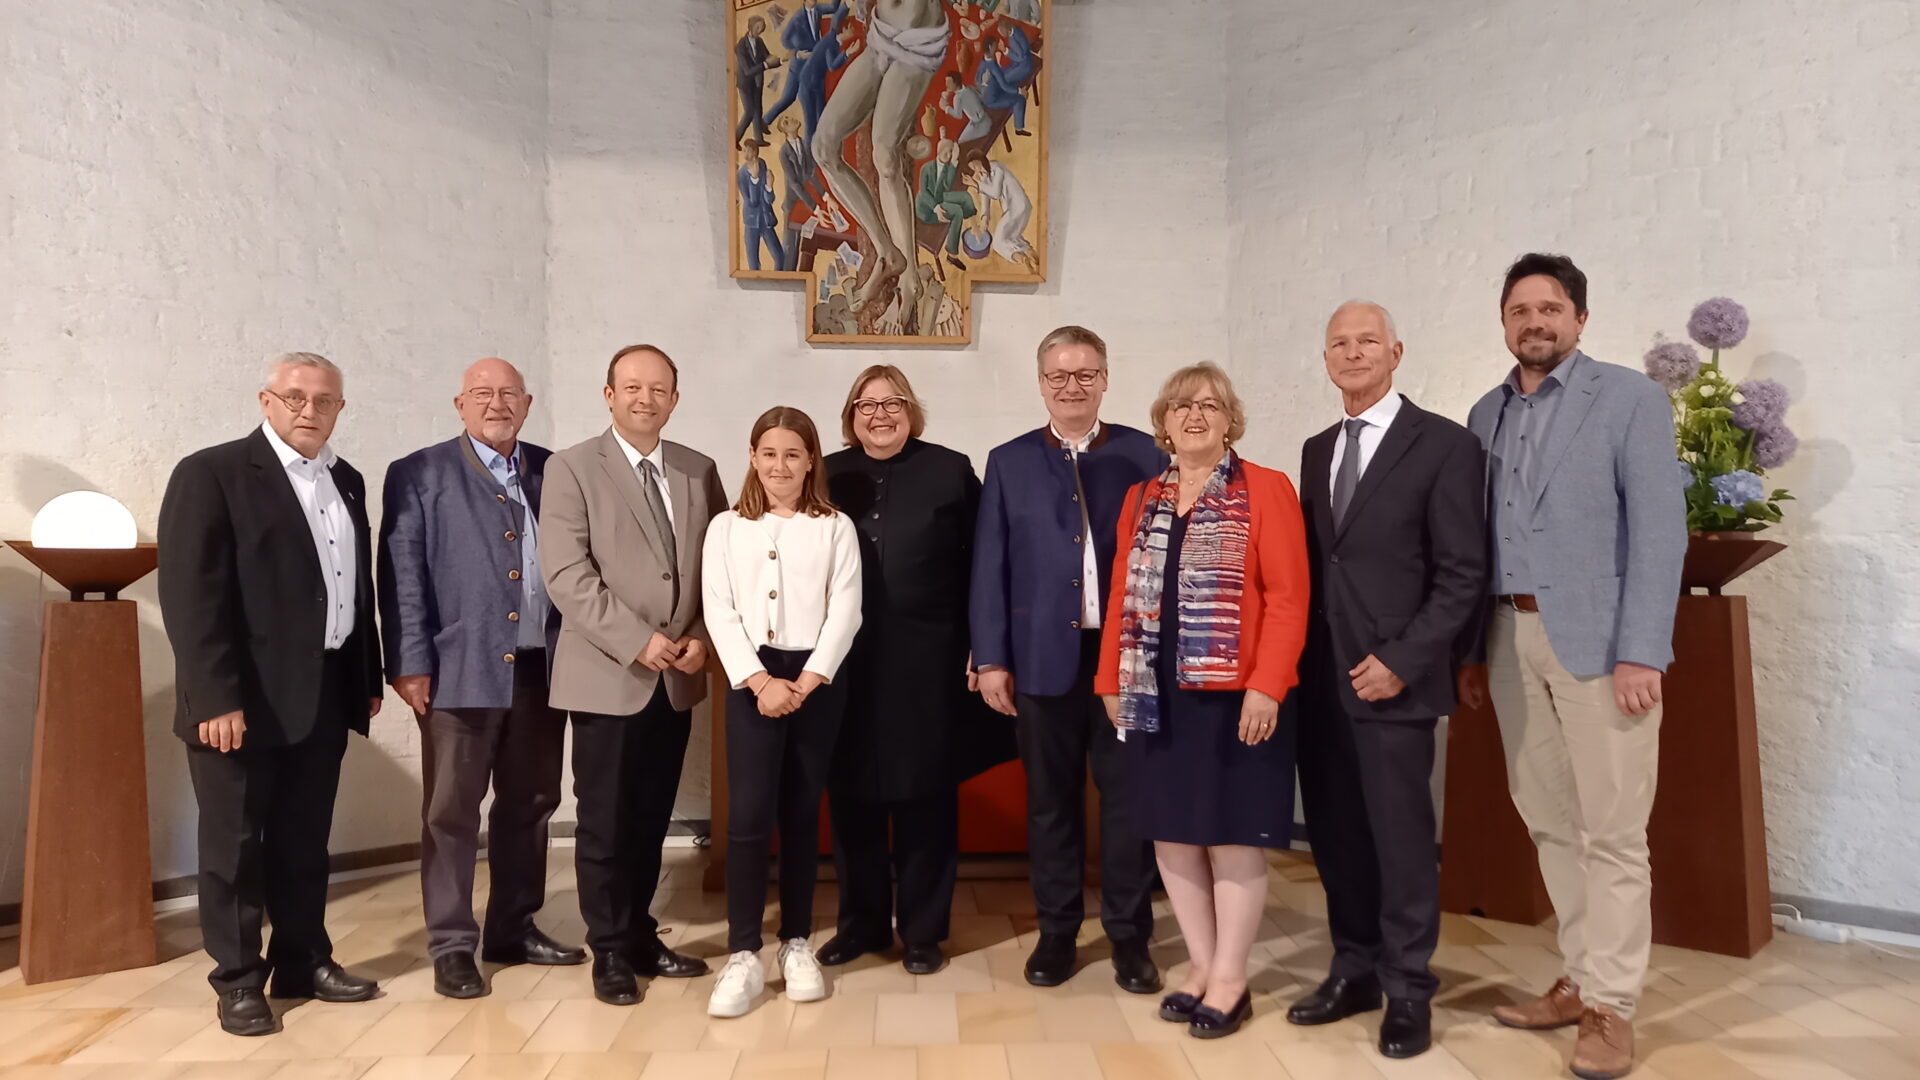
{"left": 433, "top": 952, "right": 488, "bottom": 999}
{"left": 903, "top": 943, "right": 945, "bottom": 975}
{"left": 1024, "top": 933, "right": 1076, "bottom": 987}
{"left": 1159, "top": 991, "right": 1201, "bottom": 1022}
{"left": 1379, "top": 998, "right": 1433, "bottom": 1059}
{"left": 592, "top": 950, "right": 640, "bottom": 1006}
{"left": 631, "top": 939, "right": 708, "bottom": 979}
{"left": 270, "top": 961, "right": 378, "bottom": 1002}
{"left": 1286, "top": 975, "right": 1382, "bottom": 1026}
{"left": 1111, "top": 938, "right": 1162, "bottom": 995}
{"left": 482, "top": 928, "right": 586, "bottom": 967}
{"left": 217, "top": 988, "right": 279, "bottom": 1036}
{"left": 1188, "top": 990, "right": 1253, "bottom": 1039}
{"left": 816, "top": 932, "right": 891, "bottom": 967}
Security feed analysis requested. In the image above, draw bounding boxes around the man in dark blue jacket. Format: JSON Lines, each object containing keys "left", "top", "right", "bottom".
{"left": 971, "top": 325, "right": 1167, "bottom": 993}
{"left": 378, "top": 357, "right": 584, "bottom": 1000}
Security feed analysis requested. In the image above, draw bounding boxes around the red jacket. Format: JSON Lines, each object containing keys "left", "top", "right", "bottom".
{"left": 1095, "top": 461, "right": 1310, "bottom": 703}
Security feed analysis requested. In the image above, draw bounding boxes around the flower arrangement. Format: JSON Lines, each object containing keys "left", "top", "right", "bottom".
{"left": 1644, "top": 297, "right": 1795, "bottom": 533}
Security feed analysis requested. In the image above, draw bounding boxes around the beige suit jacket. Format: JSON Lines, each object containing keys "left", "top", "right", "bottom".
{"left": 539, "top": 429, "right": 728, "bottom": 715}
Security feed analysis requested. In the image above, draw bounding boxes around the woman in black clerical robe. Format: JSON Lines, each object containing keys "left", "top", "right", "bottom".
{"left": 818, "top": 364, "right": 1015, "bottom": 976}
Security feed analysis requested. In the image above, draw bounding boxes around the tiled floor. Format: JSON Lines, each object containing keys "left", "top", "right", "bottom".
{"left": 4, "top": 848, "right": 1920, "bottom": 1078}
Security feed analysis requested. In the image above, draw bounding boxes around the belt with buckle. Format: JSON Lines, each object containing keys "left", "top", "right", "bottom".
{"left": 1495, "top": 594, "right": 1540, "bottom": 613}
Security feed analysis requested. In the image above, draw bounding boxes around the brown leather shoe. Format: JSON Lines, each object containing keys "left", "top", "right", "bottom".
{"left": 1491, "top": 976, "right": 1585, "bottom": 1030}
{"left": 1570, "top": 1005, "right": 1634, "bottom": 1079}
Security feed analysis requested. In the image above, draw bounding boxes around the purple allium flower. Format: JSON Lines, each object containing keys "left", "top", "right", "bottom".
{"left": 1677, "top": 459, "right": 1697, "bottom": 491}
{"left": 1730, "top": 378, "right": 1789, "bottom": 431}
{"left": 1752, "top": 425, "right": 1799, "bottom": 469}
{"left": 1711, "top": 469, "right": 1766, "bottom": 508}
{"left": 1643, "top": 339, "right": 1702, "bottom": 391}
{"left": 1687, "top": 297, "right": 1750, "bottom": 350}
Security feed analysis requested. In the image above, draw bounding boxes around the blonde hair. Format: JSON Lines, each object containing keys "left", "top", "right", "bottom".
{"left": 1034, "top": 325, "right": 1108, "bottom": 373}
{"left": 1149, "top": 362, "right": 1247, "bottom": 452}
{"left": 839, "top": 364, "right": 928, "bottom": 447}
{"left": 735, "top": 407, "right": 837, "bottom": 520}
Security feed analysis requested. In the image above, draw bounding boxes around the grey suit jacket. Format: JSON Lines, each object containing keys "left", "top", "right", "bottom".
{"left": 539, "top": 430, "right": 728, "bottom": 716}
{"left": 1465, "top": 352, "right": 1687, "bottom": 677}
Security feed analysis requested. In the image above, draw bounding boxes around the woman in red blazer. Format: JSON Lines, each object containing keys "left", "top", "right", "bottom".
{"left": 1097, "top": 361, "right": 1310, "bottom": 1040}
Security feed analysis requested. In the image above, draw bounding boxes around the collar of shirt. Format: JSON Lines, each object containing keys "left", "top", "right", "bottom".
{"left": 1046, "top": 420, "right": 1101, "bottom": 454}
{"left": 261, "top": 420, "right": 337, "bottom": 471}
{"left": 611, "top": 427, "right": 668, "bottom": 476}
{"left": 1502, "top": 349, "right": 1587, "bottom": 400}
{"left": 1342, "top": 390, "right": 1404, "bottom": 432}
{"left": 468, "top": 435, "right": 522, "bottom": 479}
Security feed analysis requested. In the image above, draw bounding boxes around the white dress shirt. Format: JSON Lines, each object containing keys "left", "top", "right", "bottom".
{"left": 1327, "top": 391, "right": 1405, "bottom": 496}
{"left": 611, "top": 427, "right": 676, "bottom": 527}
{"left": 703, "top": 508, "right": 864, "bottom": 689}
{"left": 261, "top": 421, "right": 355, "bottom": 649}
{"left": 1051, "top": 420, "right": 1104, "bottom": 630}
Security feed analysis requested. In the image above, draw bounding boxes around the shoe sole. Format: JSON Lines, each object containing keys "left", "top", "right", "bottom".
{"left": 1025, "top": 969, "right": 1070, "bottom": 988}
{"left": 1115, "top": 977, "right": 1163, "bottom": 996}
{"left": 1158, "top": 1008, "right": 1194, "bottom": 1022}
{"left": 1379, "top": 1041, "right": 1432, "bottom": 1060}
{"left": 1493, "top": 1013, "right": 1583, "bottom": 1031}
{"left": 785, "top": 983, "right": 829, "bottom": 1003}
{"left": 1286, "top": 1002, "right": 1382, "bottom": 1027}
{"left": 1186, "top": 1023, "right": 1243, "bottom": 1040}
{"left": 1570, "top": 1066, "right": 1633, "bottom": 1080}
{"left": 435, "top": 984, "right": 489, "bottom": 1000}
{"left": 707, "top": 999, "right": 752, "bottom": 1018}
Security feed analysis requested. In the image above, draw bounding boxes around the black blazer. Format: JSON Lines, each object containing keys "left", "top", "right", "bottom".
{"left": 1298, "top": 396, "right": 1487, "bottom": 720}
{"left": 158, "top": 428, "right": 382, "bottom": 747}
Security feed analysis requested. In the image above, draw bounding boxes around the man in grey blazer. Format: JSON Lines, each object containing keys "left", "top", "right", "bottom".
{"left": 379, "top": 357, "right": 584, "bottom": 999}
{"left": 540, "top": 343, "right": 729, "bottom": 1006}
{"left": 1459, "top": 254, "right": 1685, "bottom": 1080}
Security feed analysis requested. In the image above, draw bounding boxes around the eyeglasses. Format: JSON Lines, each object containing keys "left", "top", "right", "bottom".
{"left": 463, "top": 388, "right": 526, "bottom": 407}
{"left": 266, "top": 389, "right": 345, "bottom": 416}
{"left": 853, "top": 397, "right": 908, "bottom": 416}
{"left": 1168, "top": 399, "right": 1225, "bottom": 418}
{"left": 1040, "top": 369, "right": 1104, "bottom": 389}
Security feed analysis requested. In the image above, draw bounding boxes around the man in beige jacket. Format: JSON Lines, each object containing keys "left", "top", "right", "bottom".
{"left": 540, "top": 343, "right": 729, "bottom": 1006}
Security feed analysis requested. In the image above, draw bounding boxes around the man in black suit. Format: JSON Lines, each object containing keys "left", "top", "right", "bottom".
{"left": 735, "top": 15, "right": 782, "bottom": 148}
{"left": 1290, "top": 303, "right": 1488, "bottom": 1059}
{"left": 158, "top": 352, "right": 385, "bottom": 1036}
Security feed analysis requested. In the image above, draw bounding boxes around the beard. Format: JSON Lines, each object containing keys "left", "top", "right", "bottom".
{"left": 1511, "top": 334, "right": 1573, "bottom": 371}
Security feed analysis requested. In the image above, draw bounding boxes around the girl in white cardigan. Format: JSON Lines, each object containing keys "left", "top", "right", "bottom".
{"left": 702, "top": 406, "right": 863, "bottom": 1018}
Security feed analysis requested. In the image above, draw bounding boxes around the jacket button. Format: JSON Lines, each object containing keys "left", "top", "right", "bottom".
{"left": 769, "top": 589, "right": 778, "bottom": 599}
{"left": 503, "top": 653, "right": 515, "bottom": 664}
{"left": 767, "top": 629, "right": 775, "bottom": 641}
{"left": 496, "top": 493, "right": 508, "bottom": 503}
{"left": 1330, "top": 555, "right": 1341, "bottom": 564}
{"left": 768, "top": 550, "right": 777, "bottom": 559}
{"left": 1070, "top": 620, "right": 1081, "bottom": 629}
{"left": 505, "top": 530, "right": 518, "bottom": 541}
{"left": 1072, "top": 535, "right": 1082, "bottom": 544}
{"left": 662, "top": 572, "right": 671, "bottom": 581}
{"left": 1071, "top": 579, "right": 1081, "bottom": 588}
{"left": 507, "top": 612, "right": 520, "bottom": 622}
{"left": 508, "top": 570, "right": 521, "bottom": 581}
{"left": 1071, "top": 494, "right": 1079, "bottom": 502}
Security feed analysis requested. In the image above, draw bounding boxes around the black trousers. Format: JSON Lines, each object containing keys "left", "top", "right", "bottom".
{"left": 829, "top": 787, "right": 959, "bottom": 948}
{"left": 417, "top": 649, "right": 567, "bottom": 957}
{"left": 1013, "top": 630, "right": 1154, "bottom": 941}
{"left": 1296, "top": 706, "right": 1441, "bottom": 1001}
{"left": 186, "top": 651, "right": 353, "bottom": 993}
{"left": 726, "top": 647, "right": 847, "bottom": 953}
{"left": 571, "top": 684, "right": 693, "bottom": 956}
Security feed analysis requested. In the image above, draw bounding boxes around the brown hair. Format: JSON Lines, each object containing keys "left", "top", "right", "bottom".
{"left": 1035, "top": 325, "right": 1108, "bottom": 373}
{"left": 735, "top": 407, "right": 837, "bottom": 520}
{"left": 606, "top": 344, "right": 679, "bottom": 391}
{"left": 840, "top": 364, "right": 928, "bottom": 447}
{"left": 1149, "top": 362, "right": 1248, "bottom": 452}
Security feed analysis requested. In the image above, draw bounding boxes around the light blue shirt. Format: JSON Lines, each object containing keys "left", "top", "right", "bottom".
{"left": 471, "top": 436, "right": 548, "bottom": 648}
{"left": 1489, "top": 350, "right": 1586, "bottom": 595}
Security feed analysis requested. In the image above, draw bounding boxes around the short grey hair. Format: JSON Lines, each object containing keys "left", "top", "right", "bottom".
{"left": 264, "top": 351, "right": 342, "bottom": 390}
{"left": 1329, "top": 300, "right": 1398, "bottom": 344}
{"left": 1035, "top": 325, "right": 1108, "bottom": 373}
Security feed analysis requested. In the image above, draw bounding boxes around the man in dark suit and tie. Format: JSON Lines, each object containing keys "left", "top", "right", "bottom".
{"left": 158, "top": 352, "right": 385, "bottom": 1036}
{"left": 971, "top": 325, "right": 1167, "bottom": 994}
{"left": 540, "top": 344, "right": 730, "bottom": 1005}
{"left": 734, "top": 15, "right": 781, "bottom": 149}
{"left": 378, "top": 357, "right": 585, "bottom": 1000}
{"left": 1291, "top": 302, "right": 1488, "bottom": 1059}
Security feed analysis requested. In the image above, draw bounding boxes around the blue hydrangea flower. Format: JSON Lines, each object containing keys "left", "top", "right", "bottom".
{"left": 1711, "top": 469, "right": 1766, "bottom": 508}
{"left": 1688, "top": 297, "right": 1750, "bottom": 350}
{"left": 1643, "top": 339, "right": 1702, "bottom": 392}
{"left": 1731, "top": 378, "right": 1789, "bottom": 431}
{"left": 1753, "top": 425, "right": 1799, "bottom": 469}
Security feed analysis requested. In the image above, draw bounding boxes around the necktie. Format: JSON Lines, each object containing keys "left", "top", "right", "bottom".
{"left": 636, "top": 459, "right": 679, "bottom": 597}
{"left": 1331, "top": 418, "right": 1366, "bottom": 526}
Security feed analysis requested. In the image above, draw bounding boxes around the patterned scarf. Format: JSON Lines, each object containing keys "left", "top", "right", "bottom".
{"left": 1114, "top": 451, "right": 1252, "bottom": 733}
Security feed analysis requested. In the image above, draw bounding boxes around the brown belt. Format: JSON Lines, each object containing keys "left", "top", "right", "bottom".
{"left": 1495, "top": 594, "right": 1540, "bottom": 613}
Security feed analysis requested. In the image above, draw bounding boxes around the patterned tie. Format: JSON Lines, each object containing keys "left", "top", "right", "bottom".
{"left": 1331, "top": 417, "right": 1366, "bottom": 526}
{"left": 636, "top": 459, "right": 679, "bottom": 597}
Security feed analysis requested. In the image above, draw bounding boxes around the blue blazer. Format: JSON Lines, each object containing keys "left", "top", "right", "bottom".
{"left": 378, "top": 435, "right": 557, "bottom": 711}
{"left": 970, "top": 424, "right": 1167, "bottom": 697}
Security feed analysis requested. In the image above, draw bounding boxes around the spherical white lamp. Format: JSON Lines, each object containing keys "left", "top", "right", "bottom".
{"left": 30, "top": 491, "right": 139, "bottom": 550}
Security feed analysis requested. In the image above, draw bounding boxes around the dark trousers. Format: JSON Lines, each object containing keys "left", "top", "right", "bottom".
{"left": 1296, "top": 705, "right": 1441, "bottom": 1001}
{"left": 186, "top": 652, "right": 353, "bottom": 993}
{"left": 1014, "top": 630, "right": 1154, "bottom": 942}
{"left": 571, "top": 684, "right": 693, "bottom": 956}
{"left": 726, "top": 647, "right": 847, "bottom": 953}
{"left": 735, "top": 80, "right": 766, "bottom": 145}
{"left": 417, "top": 649, "right": 567, "bottom": 958}
{"left": 829, "top": 787, "right": 960, "bottom": 948}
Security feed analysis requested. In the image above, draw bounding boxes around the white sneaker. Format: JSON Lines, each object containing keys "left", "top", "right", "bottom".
{"left": 707, "top": 951, "right": 765, "bottom": 1018}
{"left": 779, "top": 938, "right": 828, "bottom": 1002}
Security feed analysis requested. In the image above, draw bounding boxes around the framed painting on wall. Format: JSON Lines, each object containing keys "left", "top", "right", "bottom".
{"left": 727, "top": 0, "right": 1049, "bottom": 346}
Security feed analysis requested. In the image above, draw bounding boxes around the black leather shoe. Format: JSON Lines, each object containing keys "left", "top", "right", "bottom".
{"left": 816, "top": 932, "right": 890, "bottom": 967}
{"left": 592, "top": 950, "right": 640, "bottom": 1006}
{"left": 1188, "top": 990, "right": 1253, "bottom": 1039}
{"left": 1379, "top": 998, "right": 1433, "bottom": 1059}
{"left": 217, "top": 988, "right": 279, "bottom": 1036}
{"left": 482, "top": 928, "right": 587, "bottom": 967}
{"left": 1159, "top": 991, "right": 1201, "bottom": 1022}
{"left": 1111, "top": 938, "right": 1162, "bottom": 995}
{"left": 631, "top": 938, "right": 709, "bottom": 978}
{"left": 433, "top": 952, "right": 488, "bottom": 999}
{"left": 1024, "top": 933, "right": 1076, "bottom": 987}
{"left": 1286, "top": 975, "right": 1383, "bottom": 1026}
{"left": 270, "top": 961, "right": 378, "bottom": 1002}
{"left": 903, "top": 943, "right": 945, "bottom": 975}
